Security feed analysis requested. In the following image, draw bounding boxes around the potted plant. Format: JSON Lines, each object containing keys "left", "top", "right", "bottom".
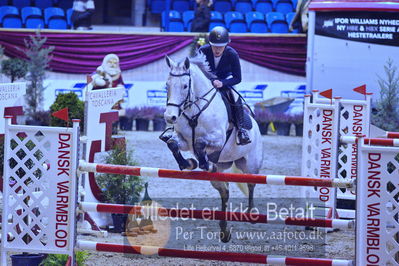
{"left": 10, "top": 253, "right": 45, "bottom": 266}
{"left": 152, "top": 106, "right": 166, "bottom": 131}
{"left": 96, "top": 142, "right": 144, "bottom": 233}
{"left": 135, "top": 107, "right": 157, "bottom": 131}
{"left": 40, "top": 251, "right": 90, "bottom": 266}
{"left": 289, "top": 112, "right": 304, "bottom": 137}
{"left": 254, "top": 108, "right": 272, "bottom": 135}
{"left": 271, "top": 112, "right": 291, "bottom": 136}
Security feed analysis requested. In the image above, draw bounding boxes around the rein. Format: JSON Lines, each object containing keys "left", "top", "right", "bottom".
{"left": 167, "top": 71, "right": 218, "bottom": 153}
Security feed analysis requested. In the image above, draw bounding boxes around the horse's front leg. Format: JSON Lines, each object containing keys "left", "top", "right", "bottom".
{"left": 194, "top": 138, "right": 210, "bottom": 171}
{"left": 167, "top": 135, "right": 197, "bottom": 170}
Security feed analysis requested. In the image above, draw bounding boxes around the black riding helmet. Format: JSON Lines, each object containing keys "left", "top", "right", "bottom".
{"left": 208, "top": 26, "right": 230, "bottom": 47}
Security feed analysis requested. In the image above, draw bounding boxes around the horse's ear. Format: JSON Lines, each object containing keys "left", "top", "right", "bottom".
{"left": 184, "top": 57, "right": 190, "bottom": 70}
{"left": 165, "top": 55, "right": 172, "bottom": 68}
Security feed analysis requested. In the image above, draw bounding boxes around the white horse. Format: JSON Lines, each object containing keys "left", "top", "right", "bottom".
{"left": 162, "top": 54, "right": 263, "bottom": 242}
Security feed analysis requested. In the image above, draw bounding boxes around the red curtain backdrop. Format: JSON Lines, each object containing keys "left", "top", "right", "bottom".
{"left": 0, "top": 31, "right": 306, "bottom": 76}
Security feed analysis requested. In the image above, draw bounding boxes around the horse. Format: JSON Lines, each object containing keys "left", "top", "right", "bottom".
{"left": 162, "top": 54, "right": 263, "bottom": 242}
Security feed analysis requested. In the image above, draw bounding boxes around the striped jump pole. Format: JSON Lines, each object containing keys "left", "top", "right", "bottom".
{"left": 385, "top": 131, "right": 399, "bottom": 139}
{"left": 80, "top": 202, "right": 354, "bottom": 229}
{"left": 341, "top": 136, "right": 399, "bottom": 147}
{"left": 77, "top": 240, "right": 353, "bottom": 266}
{"left": 79, "top": 161, "right": 354, "bottom": 189}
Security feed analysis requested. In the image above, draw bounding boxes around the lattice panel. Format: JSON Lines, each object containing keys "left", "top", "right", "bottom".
{"left": 1, "top": 121, "right": 78, "bottom": 260}
{"left": 356, "top": 144, "right": 399, "bottom": 265}
{"left": 301, "top": 97, "right": 340, "bottom": 215}
{"left": 336, "top": 101, "right": 370, "bottom": 200}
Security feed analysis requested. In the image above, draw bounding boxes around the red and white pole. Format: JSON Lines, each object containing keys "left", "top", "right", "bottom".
{"left": 341, "top": 136, "right": 399, "bottom": 147}
{"left": 77, "top": 240, "right": 352, "bottom": 265}
{"left": 79, "top": 161, "right": 354, "bottom": 189}
{"left": 385, "top": 131, "right": 399, "bottom": 139}
{"left": 79, "top": 202, "right": 354, "bottom": 229}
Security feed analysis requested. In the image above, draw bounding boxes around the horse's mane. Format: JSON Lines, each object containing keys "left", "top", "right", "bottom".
{"left": 189, "top": 52, "right": 217, "bottom": 80}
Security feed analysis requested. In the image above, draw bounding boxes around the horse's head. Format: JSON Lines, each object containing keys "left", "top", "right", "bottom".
{"left": 164, "top": 56, "right": 191, "bottom": 124}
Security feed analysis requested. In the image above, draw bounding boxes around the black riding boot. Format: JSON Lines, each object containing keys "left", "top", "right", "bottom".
{"left": 233, "top": 98, "right": 251, "bottom": 145}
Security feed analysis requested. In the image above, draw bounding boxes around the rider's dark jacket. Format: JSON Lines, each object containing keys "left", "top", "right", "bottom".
{"left": 199, "top": 44, "right": 242, "bottom": 89}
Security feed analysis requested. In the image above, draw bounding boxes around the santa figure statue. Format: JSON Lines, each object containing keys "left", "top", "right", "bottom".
{"left": 91, "top": 54, "right": 124, "bottom": 89}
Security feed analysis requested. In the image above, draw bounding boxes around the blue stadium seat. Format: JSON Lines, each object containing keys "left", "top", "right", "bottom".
{"left": 55, "top": 0, "right": 72, "bottom": 10}
{"left": 253, "top": 0, "right": 272, "bottom": 13}
{"left": 266, "top": 11, "right": 288, "bottom": 33}
{"left": 0, "top": 0, "right": 9, "bottom": 6}
{"left": 235, "top": 0, "right": 252, "bottom": 13}
{"left": 209, "top": 11, "right": 225, "bottom": 30}
{"left": 44, "top": 7, "right": 66, "bottom": 28}
{"left": 150, "top": 0, "right": 166, "bottom": 14}
{"left": 12, "top": 0, "right": 31, "bottom": 9}
{"left": 213, "top": 0, "right": 232, "bottom": 13}
{"left": 172, "top": 0, "right": 190, "bottom": 13}
{"left": 34, "top": 0, "right": 54, "bottom": 9}
{"left": 224, "top": 11, "right": 246, "bottom": 33}
{"left": 21, "top": 6, "right": 44, "bottom": 28}
{"left": 0, "top": 5, "right": 22, "bottom": 28}
{"left": 245, "top": 11, "right": 267, "bottom": 33}
{"left": 273, "top": 0, "right": 293, "bottom": 14}
{"left": 161, "top": 10, "right": 184, "bottom": 32}
{"left": 182, "top": 10, "right": 194, "bottom": 31}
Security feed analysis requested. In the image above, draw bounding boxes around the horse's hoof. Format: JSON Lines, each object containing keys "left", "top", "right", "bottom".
{"left": 187, "top": 158, "right": 198, "bottom": 170}
{"left": 199, "top": 161, "right": 209, "bottom": 171}
{"left": 220, "top": 230, "right": 231, "bottom": 243}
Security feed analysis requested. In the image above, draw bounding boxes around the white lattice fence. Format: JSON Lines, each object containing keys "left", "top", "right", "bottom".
{"left": 356, "top": 141, "right": 399, "bottom": 265}
{"left": 1, "top": 118, "right": 79, "bottom": 264}
{"left": 312, "top": 91, "right": 372, "bottom": 218}
{"left": 301, "top": 95, "right": 340, "bottom": 217}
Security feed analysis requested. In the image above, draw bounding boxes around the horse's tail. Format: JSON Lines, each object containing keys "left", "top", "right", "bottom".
{"left": 232, "top": 164, "right": 249, "bottom": 197}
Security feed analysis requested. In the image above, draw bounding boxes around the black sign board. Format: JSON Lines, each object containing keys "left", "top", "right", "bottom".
{"left": 316, "top": 11, "right": 399, "bottom": 47}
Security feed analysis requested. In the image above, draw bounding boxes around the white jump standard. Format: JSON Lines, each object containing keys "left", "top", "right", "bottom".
{"left": 2, "top": 118, "right": 399, "bottom": 265}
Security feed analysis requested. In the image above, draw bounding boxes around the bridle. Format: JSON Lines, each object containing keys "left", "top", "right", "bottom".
{"left": 166, "top": 70, "right": 219, "bottom": 152}
{"left": 166, "top": 71, "right": 217, "bottom": 118}
{"left": 166, "top": 71, "right": 192, "bottom": 113}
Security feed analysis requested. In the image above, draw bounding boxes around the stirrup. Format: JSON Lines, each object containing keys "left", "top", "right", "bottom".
{"left": 236, "top": 129, "right": 251, "bottom": 145}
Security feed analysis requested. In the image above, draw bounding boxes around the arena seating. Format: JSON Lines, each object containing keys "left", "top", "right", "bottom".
{"left": 0, "top": 0, "right": 72, "bottom": 29}
{"left": 245, "top": 11, "right": 267, "bottom": 33}
{"left": 161, "top": 9, "right": 184, "bottom": 32}
{"left": 0, "top": 0, "right": 301, "bottom": 33}
{"left": 152, "top": 0, "right": 300, "bottom": 33}
{"left": 44, "top": 6, "right": 67, "bottom": 29}
{"left": 0, "top": 5, "right": 22, "bottom": 28}
{"left": 182, "top": 9, "right": 194, "bottom": 31}
{"left": 266, "top": 11, "right": 288, "bottom": 33}
{"left": 21, "top": 6, "right": 44, "bottom": 28}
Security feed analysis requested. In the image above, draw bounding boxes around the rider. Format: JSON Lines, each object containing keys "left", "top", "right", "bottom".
{"left": 198, "top": 26, "right": 251, "bottom": 145}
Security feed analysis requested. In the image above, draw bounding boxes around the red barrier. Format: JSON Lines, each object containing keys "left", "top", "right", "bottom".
{"left": 77, "top": 240, "right": 352, "bottom": 265}
{"left": 79, "top": 162, "right": 353, "bottom": 188}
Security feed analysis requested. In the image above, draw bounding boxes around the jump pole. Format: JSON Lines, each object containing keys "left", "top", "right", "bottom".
{"left": 77, "top": 240, "right": 353, "bottom": 266}
{"left": 78, "top": 161, "right": 354, "bottom": 189}
{"left": 80, "top": 202, "right": 354, "bottom": 229}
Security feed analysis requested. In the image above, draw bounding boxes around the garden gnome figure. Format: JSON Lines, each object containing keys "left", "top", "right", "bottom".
{"left": 91, "top": 53, "right": 124, "bottom": 90}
